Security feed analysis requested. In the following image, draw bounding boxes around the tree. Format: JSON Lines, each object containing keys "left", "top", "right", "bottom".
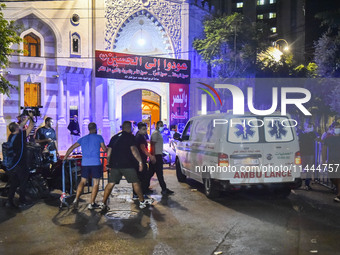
{"left": 0, "top": 4, "right": 22, "bottom": 96}
{"left": 193, "top": 13, "right": 271, "bottom": 78}
{"left": 314, "top": 31, "right": 340, "bottom": 78}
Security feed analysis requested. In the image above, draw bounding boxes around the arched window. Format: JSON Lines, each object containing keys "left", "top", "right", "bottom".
{"left": 24, "top": 33, "right": 41, "bottom": 57}
{"left": 71, "top": 33, "right": 81, "bottom": 56}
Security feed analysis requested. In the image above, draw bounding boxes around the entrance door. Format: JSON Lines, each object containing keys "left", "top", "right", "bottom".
{"left": 122, "top": 90, "right": 142, "bottom": 123}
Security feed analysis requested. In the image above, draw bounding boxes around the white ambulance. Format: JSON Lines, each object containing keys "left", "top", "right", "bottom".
{"left": 174, "top": 113, "right": 302, "bottom": 198}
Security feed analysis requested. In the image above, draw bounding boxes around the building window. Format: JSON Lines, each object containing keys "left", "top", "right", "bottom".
{"left": 257, "top": 0, "right": 265, "bottom": 5}
{"left": 236, "top": 2, "right": 243, "bottom": 8}
{"left": 24, "top": 82, "right": 41, "bottom": 107}
{"left": 269, "top": 0, "right": 276, "bottom": 4}
{"left": 71, "top": 33, "right": 81, "bottom": 57}
{"left": 257, "top": 14, "right": 264, "bottom": 20}
{"left": 271, "top": 27, "right": 277, "bottom": 33}
{"left": 23, "top": 33, "right": 41, "bottom": 57}
{"left": 269, "top": 12, "right": 276, "bottom": 19}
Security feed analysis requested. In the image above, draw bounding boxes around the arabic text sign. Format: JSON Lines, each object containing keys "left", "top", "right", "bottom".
{"left": 169, "top": 83, "right": 189, "bottom": 132}
{"left": 95, "top": 51, "right": 191, "bottom": 84}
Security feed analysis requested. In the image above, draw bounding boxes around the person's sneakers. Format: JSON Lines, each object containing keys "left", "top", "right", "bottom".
{"left": 72, "top": 200, "right": 79, "bottom": 210}
{"left": 305, "top": 186, "right": 312, "bottom": 191}
{"left": 161, "top": 188, "right": 174, "bottom": 196}
{"left": 132, "top": 194, "right": 139, "bottom": 200}
{"left": 87, "top": 203, "right": 101, "bottom": 210}
{"left": 99, "top": 202, "right": 110, "bottom": 212}
{"left": 139, "top": 197, "right": 154, "bottom": 209}
{"left": 333, "top": 196, "right": 340, "bottom": 202}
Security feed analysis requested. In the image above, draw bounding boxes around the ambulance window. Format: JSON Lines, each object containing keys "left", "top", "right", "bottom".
{"left": 182, "top": 121, "right": 192, "bottom": 141}
{"left": 264, "top": 117, "right": 294, "bottom": 142}
{"left": 228, "top": 118, "right": 260, "bottom": 143}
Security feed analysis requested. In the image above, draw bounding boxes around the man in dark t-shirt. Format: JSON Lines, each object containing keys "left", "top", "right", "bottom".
{"left": 6, "top": 112, "right": 34, "bottom": 208}
{"left": 323, "top": 122, "right": 340, "bottom": 202}
{"left": 134, "top": 122, "right": 156, "bottom": 197}
{"left": 100, "top": 121, "right": 154, "bottom": 211}
{"left": 35, "top": 117, "right": 58, "bottom": 162}
{"left": 299, "top": 123, "right": 318, "bottom": 190}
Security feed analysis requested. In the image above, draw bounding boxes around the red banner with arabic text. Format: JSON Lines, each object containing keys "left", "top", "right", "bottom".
{"left": 95, "top": 51, "right": 190, "bottom": 84}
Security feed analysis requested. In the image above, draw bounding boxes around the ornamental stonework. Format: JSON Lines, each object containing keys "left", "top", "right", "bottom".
{"left": 105, "top": 0, "right": 183, "bottom": 58}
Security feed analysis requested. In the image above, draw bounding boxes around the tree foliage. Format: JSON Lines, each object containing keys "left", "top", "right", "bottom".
{"left": 0, "top": 4, "right": 22, "bottom": 96}
{"left": 193, "top": 13, "right": 271, "bottom": 77}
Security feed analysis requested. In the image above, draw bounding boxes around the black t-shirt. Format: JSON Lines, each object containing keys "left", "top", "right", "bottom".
{"left": 36, "top": 127, "right": 57, "bottom": 150}
{"left": 324, "top": 135, "right": 340, "bottom": 163}
{"left": 135, "top": 133, "right": 148, "bottom": 163}
{"left": 8, "top": 130, "right": 27, "bottom": 167}
{"left": 67, "top": 120, "right": 80, "bottom": 136}
{"left": 108, "top": 131, "right": 137, "bottom": 168}
{"left": 299, "top": 132, "right": 317, "bottom": 156}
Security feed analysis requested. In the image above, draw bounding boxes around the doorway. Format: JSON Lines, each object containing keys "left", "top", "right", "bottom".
{"left": 122, "top": 89, "right": 160, "bottom": 135}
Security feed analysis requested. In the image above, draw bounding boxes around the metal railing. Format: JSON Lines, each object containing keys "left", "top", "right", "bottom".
{"left": 312, "top": 141, "right": 335, "bottom": 190}
{"left": 59, "top": 154, "right": 108, "bottom": 208}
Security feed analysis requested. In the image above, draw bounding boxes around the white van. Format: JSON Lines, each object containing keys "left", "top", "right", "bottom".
{"left": 174, "top": 113, "right": 302, "bottom": 198}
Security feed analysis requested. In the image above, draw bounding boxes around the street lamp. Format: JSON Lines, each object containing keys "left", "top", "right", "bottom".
{"left": 273, "top": 39, "right": 289, "bottom": 52}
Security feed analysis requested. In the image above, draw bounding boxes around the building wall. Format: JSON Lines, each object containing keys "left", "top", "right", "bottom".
{"left": 1, "top": 0, "right": 206, "bottom": 152}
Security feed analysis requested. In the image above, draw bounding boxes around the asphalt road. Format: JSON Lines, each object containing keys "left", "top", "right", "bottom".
{"left": 0, "top": 168, "right": 340, "bottom": 255}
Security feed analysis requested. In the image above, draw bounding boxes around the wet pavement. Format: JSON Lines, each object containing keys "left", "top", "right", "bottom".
{"left": 1, "top": 167, "right": 340, "bottom": 255}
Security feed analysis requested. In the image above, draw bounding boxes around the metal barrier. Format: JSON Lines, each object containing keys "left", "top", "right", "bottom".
{"left": 312, "top": 141, "right": 335, "bottom": 190}
{"left": 59, "top": 155, "right": 108, "bottom": 208}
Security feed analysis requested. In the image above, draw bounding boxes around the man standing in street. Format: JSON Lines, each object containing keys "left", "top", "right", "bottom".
{"left": 322, "top": 122, "right": 340, "bottom": 202}
{"left": 299, "top": 123, "right": 318, "bottom": 190}
{"left": 149, "top": 121, "right": 174, "bottom": 196}
{"left": 35, "top": 117, "right": 58, "bottom": 163}
{"left": 67, "top": 115, "right": 81, "bottom": 154}
{"left": 133, "top": 122, "right": 156, "bottom": 198}
{"left": 6, "top": 112, "right": 35, "bottom": 208}
{"left": 63, "top": 122, "right": 107, "bottom": 209}
{"left": 100, "top": 121, "right": 153, "bottom": 211}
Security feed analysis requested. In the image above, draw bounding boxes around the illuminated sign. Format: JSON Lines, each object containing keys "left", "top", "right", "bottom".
{"left": 95, "top": 51, "right": 191, "bottom": 84}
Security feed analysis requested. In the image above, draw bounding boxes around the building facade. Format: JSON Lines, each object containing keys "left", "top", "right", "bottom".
{"left": 1, "top": 0, "right": 210, "bottom": 152}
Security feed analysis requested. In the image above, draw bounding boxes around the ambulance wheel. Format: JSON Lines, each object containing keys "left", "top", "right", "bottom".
{"left": 176, "top": 158, "right": 186, "bottom": 182}
{"left": 203, "top": 178, "right": 220, "bottom": 199}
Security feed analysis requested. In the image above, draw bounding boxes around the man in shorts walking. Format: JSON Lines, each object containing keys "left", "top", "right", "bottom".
{"left": 101, "top": 121, "right": 153, "bottom": 211}
{"left": 63, "top": 122, "right": 107, "bottom": 209}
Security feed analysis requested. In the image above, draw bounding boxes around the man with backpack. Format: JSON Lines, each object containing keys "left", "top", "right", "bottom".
{"left": 5, "top": 112, "right": 34, "bottom": 208}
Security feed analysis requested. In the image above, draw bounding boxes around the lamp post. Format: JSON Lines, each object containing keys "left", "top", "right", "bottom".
{"left": 273, "top": 39, "right": 289, "bottom": 52}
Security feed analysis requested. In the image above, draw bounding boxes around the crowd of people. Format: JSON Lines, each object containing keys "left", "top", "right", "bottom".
{"left": 4, "top": 113, "right": 340, "bottom": 209}
{"left": 299, "top": 122, "right": 340, "bottom": 202}
{"left": 63, "top": 120, "right": 174, "bottom": 211}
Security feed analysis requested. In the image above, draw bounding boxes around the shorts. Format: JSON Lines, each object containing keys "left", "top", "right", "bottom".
{"left": 81, "top": 165, "right": 103, "bottom": 179}
{"left": 108, "top": 168, "right": 139, "bottom": 184}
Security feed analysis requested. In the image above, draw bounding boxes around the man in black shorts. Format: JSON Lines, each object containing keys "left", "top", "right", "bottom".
{"left": 322, "top": 122, "right": 340, "bottom": 202}
{"left": 100, "top": 121, "right": 154, "bottom": 211}
{"left": 63, "top": 122, "right": 107, "bottom": 210}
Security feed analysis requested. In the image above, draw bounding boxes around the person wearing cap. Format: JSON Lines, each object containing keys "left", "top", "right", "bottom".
{"left": 63, "top": 122, "right": 107, "bottom": 210}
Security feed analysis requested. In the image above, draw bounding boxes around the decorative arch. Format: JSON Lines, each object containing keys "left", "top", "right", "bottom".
{"left": 105, "top": 0, "right": 182, "bottom": 57}
{"left": 12, "top": 8, "right": 62, "bottom": 55}
{"left": 114, "top": 10, "right": 174, "bottom": 56}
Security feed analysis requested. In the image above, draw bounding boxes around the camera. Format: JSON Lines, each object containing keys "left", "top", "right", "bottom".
{"left": 20, "top": 106, "right": 42, "bottom": 117}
